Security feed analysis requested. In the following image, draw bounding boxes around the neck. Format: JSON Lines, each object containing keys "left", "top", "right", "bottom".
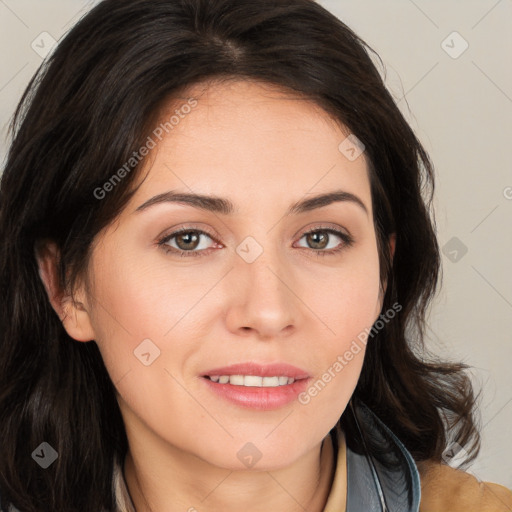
{"left": 123, "top": 430, "right": 340, "bottom": 512}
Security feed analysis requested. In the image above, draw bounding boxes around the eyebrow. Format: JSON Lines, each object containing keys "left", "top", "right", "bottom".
{"left": 134, "top": 189, "right": 369, "bottom": 217}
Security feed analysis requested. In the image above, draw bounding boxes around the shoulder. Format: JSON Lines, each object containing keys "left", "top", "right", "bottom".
{"left": 417, "top": 459, "right": 512, "bottom": 512}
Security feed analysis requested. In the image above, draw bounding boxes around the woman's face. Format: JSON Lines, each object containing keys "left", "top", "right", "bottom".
{"left": 76, "top": 79, "right": 391, "bottom": 470}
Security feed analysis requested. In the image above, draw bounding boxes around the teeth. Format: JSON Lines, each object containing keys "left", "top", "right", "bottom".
{"left": 207, "top": 375, "right": 296, "bottom": 387}
{"left": 245, "top": 375, "right": 262, "bottom": 386}
{"left": 230, "top": 375, "right": 245, "bottom": 385}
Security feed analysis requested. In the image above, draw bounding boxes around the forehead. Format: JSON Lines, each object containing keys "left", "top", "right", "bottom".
{"left": 129, "top": 79, "right": 372, "bottom": 217}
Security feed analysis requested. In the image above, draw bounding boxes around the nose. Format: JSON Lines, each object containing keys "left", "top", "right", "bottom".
{"left": 224, "top": 247, "right": 301, "bottom": 341}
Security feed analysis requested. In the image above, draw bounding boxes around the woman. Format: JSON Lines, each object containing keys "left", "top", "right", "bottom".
{"left": 0, "top": 0, "right": 510, "bottom": 511}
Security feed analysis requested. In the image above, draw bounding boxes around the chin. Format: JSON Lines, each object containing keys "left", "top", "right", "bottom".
{"left": 196, "top": 434, "right": 315, "bottom": 472}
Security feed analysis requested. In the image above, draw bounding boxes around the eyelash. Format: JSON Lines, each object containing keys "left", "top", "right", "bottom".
{"left": 157, "top": 225, "right": 354, "bottom": 258}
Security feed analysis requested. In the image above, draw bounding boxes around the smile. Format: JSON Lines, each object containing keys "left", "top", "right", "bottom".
{"left": 206, "top": 375, "right": 295, "bottom": 386}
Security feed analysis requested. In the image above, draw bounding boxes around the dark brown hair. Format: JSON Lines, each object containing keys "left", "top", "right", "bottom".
{"left": 0, "top": 0, "right": 480, "bottom": 510}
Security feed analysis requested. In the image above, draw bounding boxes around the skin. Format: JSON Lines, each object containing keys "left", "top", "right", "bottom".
{"left": 38, "top": 79, "right": 395, "bottom": 512}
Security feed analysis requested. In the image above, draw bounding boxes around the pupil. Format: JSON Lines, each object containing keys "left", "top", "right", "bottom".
{"left": 178, "top": 232, "right": 198, "bottom": 250}
{"left": 309, "top": 231, "right": 327, "bottom": 249}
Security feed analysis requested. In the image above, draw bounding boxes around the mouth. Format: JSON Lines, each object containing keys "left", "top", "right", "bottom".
{"left": 200, "top": 362, "right": 312, "bottom": 410}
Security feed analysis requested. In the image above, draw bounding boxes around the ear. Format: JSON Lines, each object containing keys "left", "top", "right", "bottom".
{"left": 36, "top": 241, "right": 96, "bottom": 342}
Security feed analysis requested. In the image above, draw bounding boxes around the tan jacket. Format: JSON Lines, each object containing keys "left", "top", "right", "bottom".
{"left": 418, "top": 460, "right": 512, "bottom": 511}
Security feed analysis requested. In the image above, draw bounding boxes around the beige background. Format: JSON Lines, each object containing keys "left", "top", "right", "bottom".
{"left": 0, "top": 0, "right": 511, "bottom": 489}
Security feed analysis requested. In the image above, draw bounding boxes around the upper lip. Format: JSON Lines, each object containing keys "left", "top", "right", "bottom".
{"left": 202, "top": 362, "right": 311, "bottom": 380}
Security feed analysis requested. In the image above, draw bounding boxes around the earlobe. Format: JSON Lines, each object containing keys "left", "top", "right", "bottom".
{"left": 36, "top": 241, "right": 96, "bottom": 342}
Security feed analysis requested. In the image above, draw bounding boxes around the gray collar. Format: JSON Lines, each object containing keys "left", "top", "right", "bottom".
{"left": 338, "top": 400, "right": 421, "bottom": 512}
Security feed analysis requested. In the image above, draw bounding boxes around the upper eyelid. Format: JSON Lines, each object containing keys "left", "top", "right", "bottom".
{"left": 159, "top": 226, "right": 218, "bottom": 243}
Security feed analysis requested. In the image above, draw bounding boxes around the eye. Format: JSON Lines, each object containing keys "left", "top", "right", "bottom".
{"left": 157, "top": 228, "right": 220, "bottom": 257}
{"left": 295, "top": 227, "right": 354, "bottom": 256}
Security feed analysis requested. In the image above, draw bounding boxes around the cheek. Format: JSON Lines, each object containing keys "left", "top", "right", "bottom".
{"left": 86, "top": 244, "right": 216, "bottom": 401}
{"left": 90, "top": 244, "right": 214, "bottom": 337}
{"left": 296, "top": 247, "right": 381, "bottom": 412}
{"left": 84, "top": 248, "right": 169, "bottom": 381}
{"left": 313, "top": 245, "right": 382, "bottom": 348}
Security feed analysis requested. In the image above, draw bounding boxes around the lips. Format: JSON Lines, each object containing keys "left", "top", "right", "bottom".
{"left": 201, "top": 362, "right": 311, "bottom": 380}
{"left": 200, "top": 362, "right": 313, "bottom": 410}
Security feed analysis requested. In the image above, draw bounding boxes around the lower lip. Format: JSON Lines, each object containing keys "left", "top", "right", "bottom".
{"left": 202, "top": 376, "right": 311, "bottom": 410}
